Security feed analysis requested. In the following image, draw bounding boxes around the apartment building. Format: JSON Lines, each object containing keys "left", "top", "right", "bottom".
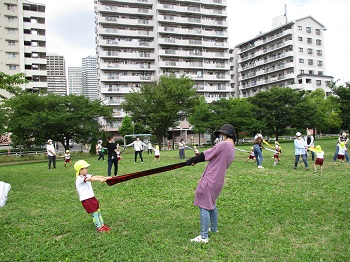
{"left": 46, "top": 54, "right": 67, "bottom": 95}
{"left": 68, "top": 67, "right": 83, "bottom": 95}
{"left": 95, "top": 0, "right": 230, "bottom": 132}
{"left": 233, "top": 16, "right": 333, "bottom": 98}
{"left": 82, "top": 56, "right": 98, "bottom": 100}
{"left": 0, "top": 0, "right": 47, "bottom": 93}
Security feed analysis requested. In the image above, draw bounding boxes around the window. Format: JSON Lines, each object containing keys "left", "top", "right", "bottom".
{"left": 308, "top": 59, "right": 313, "bottom": 65}
{"left": 317, "top": 60, "right": 323, "bottom": 66}
{"left": 299, "top": 58, "right": 304, "bottom": 63}
{"left": 318, "top": 71, "right": 323, "bottom": 75}
{"left": 7, "top": 28, "right": 16, "bottom": 34}
{"left": 317, "top": 50, "right": 322, "bottom": 56}
{"left": 299, "top": 47, "right": 303, "bottom": 52}
{"left": 298, "top": 36, "right": 303, "bottom": 41}
{"left": 306, "top": 79, "right": 311, "bottom": 84}
{"left": 316, "top": 39, "right": 322, "bottom": 45}
{"left": 300, "top": 69, "right": 304, "bottom": 74}
{"left": 8, "top": 65, "right": 17, "bottom": 70}
{"left": 298, "top": 26, "right": 302, "bottom": 31}
{"left": 31, "top": 41, "right": 38, "bottom": 47}
{"left": 7, "top": 52, "right": 16, "bottom": 58}
{"left": 316, "top": 80, "right": 322, "bottom": 86}
{"left": 32, "top": 53, "right": 39, "bottom": 58}
{"left": 307, "top": 38, "right": 312, "bottom": 44}
{"left": 309, "top": 70, "right": 313, "bottom": 74}
{"left": 6, "top": 4, "right": 15, "bottom": 10}
{"left": 306, "top": 27, "right": 312, "bottom": 33}
{"left": 315, "top": 29, "right": 321, "bottom": 35}
{"left": 7, "top": 16, "right": 16, "bottom": 22}
{"left": 7, "top": 40, "right": 16, "bottom": 46}
{"left": 307, "top": 48, "right": 313, "bottom": 54}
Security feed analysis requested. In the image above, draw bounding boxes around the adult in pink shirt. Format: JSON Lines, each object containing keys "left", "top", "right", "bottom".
{"left": 186, "top": 124, "right": 236, "bottom": 243}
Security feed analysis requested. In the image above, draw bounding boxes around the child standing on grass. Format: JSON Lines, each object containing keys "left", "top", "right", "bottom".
{"left": 64, "top": 150, "right": 72, "bottom": 167}
{"left": 153, "top": 145, "right": 160, "bottom": 162}
{"left": 193, "top": 146, "right": 200, "bottom": 156}
{"left": 186, "top": 124, "right": 236, "bottom": 243}
{"left": 273, "top": 142, "right": 282, "bottom": 166}
{"left": 313, "top": 145, "right": 324, "bottom": 172}
{"left": 245, "top": 147, "right": 256, "bottom": 163}
{"left": 74, "top": 160, "right": 111, "bottom": 233}
{"left": 337, "top": 142, "right": 347, "bottom": 163}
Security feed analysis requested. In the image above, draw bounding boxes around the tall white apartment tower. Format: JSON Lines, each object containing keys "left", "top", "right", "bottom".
{"left": 95, "top": 0, "right": 230, "bottom": 132}
{"left": 68, "top": 67, "right": 83, "bottom": 96}
{"left": 82, "top": 56, "right": 98, "bottom": 101}
{"left": 46, "top": 54, "right": 67, "bottom": 95}
{"left": 233, "top": 16, "right": 333, "bottom": 98}
{"left": 0, "top": 0, "right": 47, "bottom": 93}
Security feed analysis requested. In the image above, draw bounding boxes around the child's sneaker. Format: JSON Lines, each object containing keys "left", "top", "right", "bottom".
{"left": 97, "top": 225, "right": 111, "bottom": 233}
{"left": 190, "top": 235, "right": 209, "bottom": 243}
{"left": 103, "top": 224, "right": 112, "bottom": 231}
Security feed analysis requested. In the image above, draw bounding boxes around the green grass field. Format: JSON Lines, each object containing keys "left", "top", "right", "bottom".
{"left": 1, "top": 138, "right": 349, "bottom": 261}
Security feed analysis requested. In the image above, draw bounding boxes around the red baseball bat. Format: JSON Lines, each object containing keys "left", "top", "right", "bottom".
{"left": 106, "top": 162, "right": 187, "bottom": 186}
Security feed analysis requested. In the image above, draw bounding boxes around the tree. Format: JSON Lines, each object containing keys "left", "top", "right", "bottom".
{"left": 248, "top": 87, "right": 313, "bottom": 140}
{"left": 122, "top": 74, "right": 198, "bottom": 147}
{"left": 328, "top": 80, "right": 350, "bottom": 131}
{"left": 5, "top": 94, "right": 112, "bottom": 150}
{"left": 188, "top": 95, "right": 211, "bottom": 145}
{"left": 0, "top": 72, "right": 27, "bottom": 134}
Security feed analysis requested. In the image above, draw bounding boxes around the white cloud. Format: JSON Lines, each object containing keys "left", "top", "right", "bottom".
{"left": 42, "top": 0, "right": 349, "bottom": 83}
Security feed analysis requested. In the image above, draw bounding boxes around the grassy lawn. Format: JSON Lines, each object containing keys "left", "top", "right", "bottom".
{"left": 0, "top": 138, "right": 349, "bottom": 261}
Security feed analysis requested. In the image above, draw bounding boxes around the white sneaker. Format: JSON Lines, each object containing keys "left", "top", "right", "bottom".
{"left": 258, "top": 166, "right": 264, "bottom": 169}
{"left": 190, "top": 235, "right": 209, "bottom": 243}
{"left": 209, "top": 228, "right": 219, "bottom": 233}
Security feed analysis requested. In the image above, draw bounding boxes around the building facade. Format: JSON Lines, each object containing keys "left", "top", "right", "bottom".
{"left": 46, "top": 54, "right": 67, "bottom": 95}
{"left": 82, "top": 56, "right": 98, "bottom": 100}
{"left": 95, "top": 0, "right": 230, "bottom": 132}
{"left": 68, "top": 67, "right": 83, "bottom": 95}
{"left": 233, "top": 16, "right": 333, "bottom": 98}
{"left": 0, "top": 0, "right": 47, "bottom": 93}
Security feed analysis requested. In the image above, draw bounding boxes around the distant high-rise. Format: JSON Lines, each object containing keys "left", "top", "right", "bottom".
{"left": 82, "top": 56, "right": 97, "bottom": 100}
{"left": 232, "top": 16, "right": 333, "bottom": 98}
{"left": 95, "top": 0, "right": 230, "bottom": 132}
{"left": 46, "top": 54, "right": 67, "bottom": 95}
{"left": 0, "top": 0, "right": 47, "bottom": 93}
{"left": 68, "top": 67, "right": 83, "bottom": 95}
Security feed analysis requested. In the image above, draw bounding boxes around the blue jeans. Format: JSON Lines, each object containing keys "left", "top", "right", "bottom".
{"left": 179, "top": 148, "right": 185, "bottom": 159}
{"left": 199, "top": 207, "right": 218, "bottom": 239}
{"left": 108, "top": 157, "right": 118, "bottom": 176}
{"left": 294, "top": 154, "right": 308, "bottom": 168}
{"left": 253, "top": 144, "right": 263, "bottom": 166}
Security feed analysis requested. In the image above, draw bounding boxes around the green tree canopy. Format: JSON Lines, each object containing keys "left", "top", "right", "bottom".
{"left": 122, "top": 74, "right": 198, "bottom": 146}
{"left": 5, "top": 93, "right": 112, "bottom": 150}
{"left": 328, "top": 81, "right": 350, "bottom": 131}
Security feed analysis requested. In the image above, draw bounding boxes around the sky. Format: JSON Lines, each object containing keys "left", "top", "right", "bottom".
{"left": 44, "top": 0, "right": 350, "bottom": 84}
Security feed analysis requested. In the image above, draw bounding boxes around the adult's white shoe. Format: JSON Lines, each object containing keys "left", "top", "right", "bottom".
{"left": 190, "top": 235, "right": 209, "bottom": 243}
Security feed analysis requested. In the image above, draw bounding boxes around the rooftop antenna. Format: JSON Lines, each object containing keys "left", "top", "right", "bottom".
{"left": 284, "top": 4, "right": 288, "bottom": 23}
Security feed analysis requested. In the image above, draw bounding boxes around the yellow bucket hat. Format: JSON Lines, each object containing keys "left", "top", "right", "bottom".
{"left": 74, "top": 160, "right": 90, "bottom": 176}
{"left": 340, "top": 142, "right": 346, "bottom": 148}
{"left": 315, "top": 145, "right": 323, "bottom": 153}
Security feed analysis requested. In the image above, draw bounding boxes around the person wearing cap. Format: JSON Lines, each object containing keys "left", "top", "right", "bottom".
{"left": 186, "top": 124, "right": 236, "bottom": 243}
{"left": 273, "top": 141, "right": 282, "bottom": 166}
{"left": 127, "top": 137, "right": 148, "bottom": 163}
{"left": 333, "top": 132, "right": 349, "bottom": 163}
{"left": 313, "top": 145, "right": 324, "bottom": 172}
{"left": 193, "top": 146, "right": 200, "bottom": 156}
{"left": 74, "top": 160, "right": 111, "bottom": 233}
{"left": 245, "top": 147, "right": 256, "bottom": 163}
{"left": 46, "top": 139, "right": 57, "bottom": 169}
{"left": 304, "top": 131, "right": 315, "bottom": 161}
{"left": 153, "top": 145, "right": 160, "bottom": 162}
{"left": 294, "top": 132, "right": 308, "bottom": 170}
{"left": 64, "top": 150, "right": 72, "bottom": 167}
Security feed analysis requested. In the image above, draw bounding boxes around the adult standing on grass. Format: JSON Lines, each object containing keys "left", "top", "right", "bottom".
{"left": 333, "top": 132, "right": 349, "bottom": 163}
{"left": 179, "top": 139, "right": 186, "bottom": 159}
{"left": 304, "top": 132, "right": 315, "bottom": 161}
{"left": 74, "top": 160, "right": 111, "bottom": 233}
{"left": 46, "top": 139, "right": 57, "bottom": 169}
{"left": 106, "top": 136, "right": 118, "bottom": 177}
{"left": 294, "top": 132, "right": 308, "bottom": 170}
{"left": 186, "top": 124, "right": 236, "bottom": 243}
{"left": 96, "top": 140, "right": 104, "bottom": 161}
{"left": 127, "top": 137, "right": 147, "bottom": 163}
{"left": 253, "top": 135, "right": 264, "bottom": 169}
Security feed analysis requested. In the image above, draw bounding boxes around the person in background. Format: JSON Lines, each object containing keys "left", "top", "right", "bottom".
{"left": 333, "top": 132, "right": 349, "bottom": 163}
{"left": 64, "top": 150, "right": 72, "bottom": 167}
{"left": 46, "top": 139, "right": 57, "bottom": 169}
{"left": 253, "top": 135, "right": 264, "bottom": 169}
{"left": 153, "top": 145, "right": 160, "bottom": 162}
{"left": 193, "top": 146, "right": 200, "bottom": 156}
{"left": 106, "top": 136, "right": 118, "bottom": 176}
{"left": 245, "top": 147, "right": 256, "bottom": 163}
{"left": 294, "top": 132, "right": 308, "bottom": 170}
{"left": 186, "top": 124, "right": 236, "bottom": 244}
{"left": 313, "top": 145, "right": 324, "bottom": 172}
{"left": 179, "top": 139, "right": 186, "bottom": 159}
{"left": 74, "top": 160, "right": 111, "bottom": 233}
{"left": 304, "top": 132, "right": 315, "bottom": 161}
{"left": 96, "top": 140, "right": 105, "bottom": 161}
{"left": 336, "top": 142, "right": 347, "bottom": 163}
{"left": 147, "top": 140, "right": 153, "bottom": 154}
{"left": 127, "top": 137, "right": 148, "bottom": 163}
